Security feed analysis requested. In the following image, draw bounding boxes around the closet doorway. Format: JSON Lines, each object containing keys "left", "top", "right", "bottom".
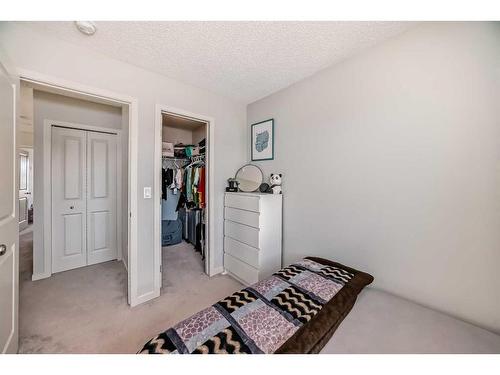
{"left": 155, "top": 106, "right": 214, "bottom": 294}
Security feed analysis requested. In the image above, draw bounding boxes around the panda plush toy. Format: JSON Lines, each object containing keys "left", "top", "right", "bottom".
{"left": 269, "top": 173, "right": 282, "bottom": 194}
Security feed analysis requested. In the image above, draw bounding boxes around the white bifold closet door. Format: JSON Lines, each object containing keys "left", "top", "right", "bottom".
{"left": 86, "top": 131, "right": 117, "bottom": 266}
{"left": 51, "top": 127, "right": 117, "bottom": 273}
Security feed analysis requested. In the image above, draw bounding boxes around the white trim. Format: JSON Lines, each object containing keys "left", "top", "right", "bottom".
{"left": 47, "top": 121, "right": 122, "bottom": 135}
{"left": 128, "top": 99, "right": 138, "bottom": 307}
{"left": 37, "top": 120, "right": 51, "bottom": 280}
{"left": 133, "top": 290, "right": 160, "bottom": 306}
{"left": 1, "top": 66, "right": 19, "bottom": 354}
{"left": 116, "top": 131, "right": 123, "bottom": 262}
{"left": 154, "top": 105, "right": 162, "bottom": 294}
{"left": 18, "top": 69, "right": 131, "bottom": 106}
{"left": 39, "top": 120, "right": 123, "bottom": 279}
{"left": 31, "top": 272, "right": 51, "bottom": 281}
{"left": 212, "top": 266, "right": 224, "bottom": 276}
{"left": 154, "top": 104, "right": 218, "bottom": 298}
{"left": 18, "top": 70, "right": 140, "bottom": 307}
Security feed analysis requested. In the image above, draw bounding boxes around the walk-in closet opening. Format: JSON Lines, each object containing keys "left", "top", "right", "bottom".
{"left": 160, "top": 112, "right": 209, "bottom": 293}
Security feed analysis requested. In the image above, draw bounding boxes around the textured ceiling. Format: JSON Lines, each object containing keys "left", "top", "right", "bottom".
{"left": 19, "top": 21, "right": 417, "bottom": 103}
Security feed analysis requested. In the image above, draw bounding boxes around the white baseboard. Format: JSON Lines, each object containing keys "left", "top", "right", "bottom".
{"left": 121, "top": 258, "right": 128, "bottom": 271}
{"left": 32, "top": 272, "right": 51, "bottom": 281}
{"left": 210, "top": 266, "right": 224, "bottom": 277}
{"left": 131, "top": 290, "right": 160, "bottom": 307}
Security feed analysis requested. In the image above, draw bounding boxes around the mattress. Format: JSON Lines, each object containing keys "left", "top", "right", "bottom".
{"left": 139, "top": 256, "right": 373, "bottom": 354}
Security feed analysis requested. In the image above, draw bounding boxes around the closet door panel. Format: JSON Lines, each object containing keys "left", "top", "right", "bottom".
{"left": 64, "top": 138, "right": 83, "bottom": 199}
{"left": 52, "top": 127, "right": 87, "bottom": 273}
{"left": 63, "top": 213, "right": 84, "bottom": 256}
{"left": 90, "top": 211, "right": 108, "bottom": 251}
{"left": 86, "top": 132, "right": 117, "bottom": 265}
{"left": 91, "top": 140, "right": 108, "bottom": 198}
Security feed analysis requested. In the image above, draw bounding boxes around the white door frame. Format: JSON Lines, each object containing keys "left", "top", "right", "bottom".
{"left": 18, "top": 149, "right": 31, "bottom": 232}
{"left": 42, "top": 120, "right": 123, "bottom": 273}
{"left": 17, "top": 69, "right": 140, "bottom": 306}
{"left": 0, "top": 60, "right": 18, "bottom": 354}
{"left": 154, "top": 104, "right": 216, "bottom": 294}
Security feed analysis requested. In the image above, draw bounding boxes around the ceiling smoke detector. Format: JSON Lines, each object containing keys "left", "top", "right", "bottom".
{"left": 75, "top": 21, "right": 97, "bottom": 36}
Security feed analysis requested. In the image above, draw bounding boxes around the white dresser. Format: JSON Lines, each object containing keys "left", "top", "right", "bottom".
{"left": 223, "top": 192, "right": 282, "bottom": 285}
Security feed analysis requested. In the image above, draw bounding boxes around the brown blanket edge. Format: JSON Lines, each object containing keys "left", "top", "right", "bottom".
{"left": 275, "top": 256, "right": 374, "bottom": 354}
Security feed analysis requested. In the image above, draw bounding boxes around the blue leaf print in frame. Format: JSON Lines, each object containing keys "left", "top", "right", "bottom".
{"left": 251, "top": 119, "right": 274, "bottom": 161}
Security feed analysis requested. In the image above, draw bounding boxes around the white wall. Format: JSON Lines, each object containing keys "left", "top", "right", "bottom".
{"left": 17, "top": 131, "right": 33, "bottom": 148}
{"left": 31, "top": 90, "right": 124, "bottom": 278}
{"left": 34, "top": 90, "right": 122, "bottom": 128}
{"left": 248, "top": 22, "right": 500, "bottom": 332}
{"left": 18, "top": 83, "right": 34, "bottom": 147}
{"left": 0, "top": 22, "right": 247, "bottom": 299}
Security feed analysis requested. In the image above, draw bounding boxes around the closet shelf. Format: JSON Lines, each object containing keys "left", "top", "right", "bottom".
{"left": 162, "top": 155, "right": 205, "bottom": 162}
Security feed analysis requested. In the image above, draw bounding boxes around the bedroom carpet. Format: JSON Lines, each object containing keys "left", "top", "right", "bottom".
{"left": 322, "top": 288, "right": 500, "bottom": 353}
{"left": 18, "top": 236, "right": 241, "bottom": 353}
{"left": 18, "top": 230, "right": 500, "bottom": 353}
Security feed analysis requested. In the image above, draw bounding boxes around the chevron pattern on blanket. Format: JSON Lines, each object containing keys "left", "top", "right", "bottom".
{"left": 140, "top": 331, "right": 177, "bottom": 354}
{"left": 139, "top": 257, "right": 373, "bottom": 354}
{"left": 274, "top": 264, "right": 303, "bottom": 280}
{"left": 193, "top": 326, "right": 252, "bottom": 354}
{"left": 271, "top": 285, "right": 323, "bottom": 324}
{"left": 318, "top": 266, "right": 354, "bottom": 284}
{"left": 218, "top": 289, "right": 258, "bottom": 313}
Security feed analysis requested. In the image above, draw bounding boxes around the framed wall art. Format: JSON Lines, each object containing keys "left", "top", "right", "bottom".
{"left": 251, "top": 118, "right": 274, "bottom": 161}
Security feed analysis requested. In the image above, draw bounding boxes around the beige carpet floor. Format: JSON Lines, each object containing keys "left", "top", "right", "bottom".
{"left": 18, "top": 229, "right": 500, "bottom": 353}
{"left": 19, "top": 233, "right": 241, "bottom": 353}
{"left": 322, "top": 288, "right": 500, "bottom": 353}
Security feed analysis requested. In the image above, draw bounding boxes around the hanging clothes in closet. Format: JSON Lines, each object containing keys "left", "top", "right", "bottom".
{"left": 161, "top": 158, "right": 185, "bottom": 244}
{"left": 183, "top": 164, "right": 205, "bottom": 208}
{"left": 178, "top": 153, "right": 206, "bottom": 258}
{"left": 161, "top": 140, "right": 206, "bottom": 252}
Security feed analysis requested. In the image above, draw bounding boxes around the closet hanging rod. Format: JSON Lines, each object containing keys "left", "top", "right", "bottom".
{"left": 162, "top": 156, "right": 189, "bottom": 160}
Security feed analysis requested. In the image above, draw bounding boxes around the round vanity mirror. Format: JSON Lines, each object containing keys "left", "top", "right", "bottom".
{"left": 235, "top": 164, "right": 263, "bottom": 192}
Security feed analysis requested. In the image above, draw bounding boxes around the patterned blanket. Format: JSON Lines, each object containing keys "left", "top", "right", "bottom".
{"left": 140, "top": 257, "right": 373, "bottom": 354}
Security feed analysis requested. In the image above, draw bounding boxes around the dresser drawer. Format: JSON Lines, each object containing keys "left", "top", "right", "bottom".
{"left": 224, "top": 220, "right": 259, "bottom": 248}
{"left": 224, "top": 236, "right": 259, "bottom": 268}
{"left": 224, "top": 253, "right": 259, "bottom": 285}
{"left": 224, "top": 207, "right": 260, "bottom": 228}
{"left": 225, "top": 194, "right": 260, "bottom": 213}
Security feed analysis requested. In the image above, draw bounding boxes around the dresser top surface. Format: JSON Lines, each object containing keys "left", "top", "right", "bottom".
{"left": 225, "top": 191, "right": 282, "bottom": 198}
